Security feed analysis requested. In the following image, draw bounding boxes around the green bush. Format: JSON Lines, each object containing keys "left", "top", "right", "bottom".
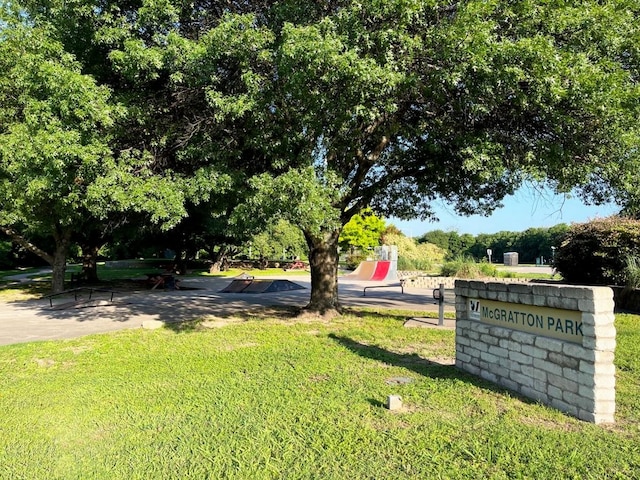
{"left": 554, "top": 217, "right": 640, "bottom": 285}
{"left": 439, "top": 256, "right": 499, "bottom": 278}
{"left": 345, "top": 253, "right": 367, "bottom": 270}
{"left": 624, "top": 255, "right": 640, "bottom": 289}
{"left": 397, "top": 255, "right": 432, "bottom": 271}
{"left": 0, "top": 241, "right": 13, "bottom": 269}
{"left": 382, "top": 233, "right": 445, "bottom": 271}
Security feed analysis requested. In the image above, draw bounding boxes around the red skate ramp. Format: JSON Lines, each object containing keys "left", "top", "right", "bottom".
{"left": 371, "top": 261, "right": 391, "bottom": 281}
{"left": 220, "top": 279, "right": 305, "bottom": 294}
{"left": 344, "top": 260, "right": 397, "bottom": 281}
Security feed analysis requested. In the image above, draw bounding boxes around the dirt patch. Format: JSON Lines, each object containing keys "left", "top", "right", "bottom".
{"left": 63, "top": 345, "right": 94, "bottom": 355}
{"left": 34, "top": 358, "right": 55, "bottom": 368}
{"left": 200, "top": 317, "right": 247, "bottom": 329}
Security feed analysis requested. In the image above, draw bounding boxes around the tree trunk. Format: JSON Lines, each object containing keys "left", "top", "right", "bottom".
{"left": 51, "top": 241, "right": 68, "bottom": 293}
{"left": 51, "top": 231, "right": 72, "bottom": 293}
{"left": 80, "top": 244, "right": 101, "bottom": 282}
{"left": 209, "top": 245, "right": 228, "bottom": 273}
{"left": 0, "top": 226, "right": 54, "bottom": 265}
{"left": 2, "top": 225, "right": 71, "bottom": 293}
{"left": 173, "top": 248, "right": 188, "bottom": 275}
{"left": 304, "top": 229, "right": 341, "bottom": 315}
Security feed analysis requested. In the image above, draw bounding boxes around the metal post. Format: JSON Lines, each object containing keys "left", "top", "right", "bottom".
{"left": 438, "top": 283, "right": 445, "bottom": 326}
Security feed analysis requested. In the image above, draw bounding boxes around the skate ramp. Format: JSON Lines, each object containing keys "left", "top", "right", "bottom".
{"left": 344, "top": 260, "right": 397, "bottom": 281}
{"left": 371, "top": 261, "right": 391, "bottom": 281}
{"left": 220, "top": 279, "right": 305, "bottom": 294}
{"left": 344, "top": 261, "right": 377, "bottom": 280}
{"left": 219, "top": 279, "right": 253, "bottom": 293}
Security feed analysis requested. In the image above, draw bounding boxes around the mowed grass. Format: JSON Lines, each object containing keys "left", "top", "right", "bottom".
{"left": 0, "top": 310, "right": 638, "bottom": 479}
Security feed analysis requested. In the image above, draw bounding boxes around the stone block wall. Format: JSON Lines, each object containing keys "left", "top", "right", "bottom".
{"left": 399, "top": 275, "right": 530, "bottom": 290}
{"left": 455, "top": 280, "right": 616, "bottom": 424}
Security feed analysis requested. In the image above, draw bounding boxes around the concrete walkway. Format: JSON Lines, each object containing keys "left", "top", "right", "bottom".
{"left": 0, "top": 275, "right": 455, "bottom": 346}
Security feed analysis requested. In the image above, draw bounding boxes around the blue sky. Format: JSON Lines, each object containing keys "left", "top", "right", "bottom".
{"left": 390, "top": 186, "right": 619, "bottom": 237}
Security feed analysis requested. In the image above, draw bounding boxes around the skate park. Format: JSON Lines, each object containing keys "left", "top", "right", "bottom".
{"left": 0, "top": 270, "right": 457, "bottom": 346}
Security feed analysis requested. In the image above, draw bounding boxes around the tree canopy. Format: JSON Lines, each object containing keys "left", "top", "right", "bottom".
{"left": 2, "top": 0, "right": 639, "bottom": 308}
{"left": 339, "top": 209, "right": 387, "bottom": 253}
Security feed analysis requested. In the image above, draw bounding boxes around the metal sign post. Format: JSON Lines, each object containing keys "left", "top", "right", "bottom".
{"left": 438, "top": 283, "right": 445, "bottom": 326}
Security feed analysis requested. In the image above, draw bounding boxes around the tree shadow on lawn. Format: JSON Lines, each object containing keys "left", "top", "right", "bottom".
{"left": 160, "top": 305, "right": 447, "bottom": 335}
{"left": 328, "top": 333, "right": 530, "bottom": 399}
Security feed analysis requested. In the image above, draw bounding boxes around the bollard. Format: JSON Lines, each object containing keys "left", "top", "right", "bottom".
{"left": 438, "top": 283, "right": 445, "bottom": 326}
{"left": 387, "top": 395, "right": 403, "bottom": 411}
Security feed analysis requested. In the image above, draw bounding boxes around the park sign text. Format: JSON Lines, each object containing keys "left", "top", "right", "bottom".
{"left": 469, "top": 298, "right": 583, "bottom": 344}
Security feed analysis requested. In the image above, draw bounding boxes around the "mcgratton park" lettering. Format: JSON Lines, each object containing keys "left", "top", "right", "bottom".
{"left": 469, "top": 298, "right": 584, "bottom": 343}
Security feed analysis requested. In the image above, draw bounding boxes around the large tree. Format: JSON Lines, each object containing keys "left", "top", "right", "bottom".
{"left": 7, "top": 0, "right": 639, "bottom": 311}
{"left": 0, "top": 14, "right": 201, "bottom": 292}
{"left": 228, "top": 1, "right": 639, "bottom": 313}
{"left": 0, "top": 22, "right": 120, "bottom": 292}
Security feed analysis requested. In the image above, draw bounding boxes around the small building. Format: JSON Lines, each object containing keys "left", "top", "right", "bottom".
{"left": 504, "top": 252, "right": 519, "bottom": 266}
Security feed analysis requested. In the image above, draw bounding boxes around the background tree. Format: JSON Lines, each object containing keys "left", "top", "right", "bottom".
{"left": 0, "top": 23, "right": 120, "bottom": 292}
{"left": 249, "top": 219, "right": 307, "bottom": 262}
{"left": 418, "top": 230, "right": 477, "bottom": 260}
{"left": 338, "top": 209, "right": 386, "bottom": 254}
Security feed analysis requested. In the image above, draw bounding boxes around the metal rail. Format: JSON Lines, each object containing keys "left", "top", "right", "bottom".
{"left": 42, "top": 287, "right": 116, "bottom": 307}
{"left": 363, "top": 282, "right": 405, "bottom": 296}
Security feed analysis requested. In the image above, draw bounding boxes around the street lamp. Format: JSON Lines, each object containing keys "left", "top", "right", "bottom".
{"left": 551, "top": 246, "right": 556, "bottom": 263}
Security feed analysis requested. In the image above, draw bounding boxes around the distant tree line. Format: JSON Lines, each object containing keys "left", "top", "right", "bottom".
{"left": 417, "top": 225, "right": 570, "bottom": 264}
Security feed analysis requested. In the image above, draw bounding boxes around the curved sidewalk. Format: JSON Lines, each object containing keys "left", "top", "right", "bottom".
{"left": 0, "top": 276, "right": 455, "bottom": 346}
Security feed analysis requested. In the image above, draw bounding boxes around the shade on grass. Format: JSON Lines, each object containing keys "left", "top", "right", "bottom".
{"left": 0, "top": 311, "right": 638, "bottom": 479}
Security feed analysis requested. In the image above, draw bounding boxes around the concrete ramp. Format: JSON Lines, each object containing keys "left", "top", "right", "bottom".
{"left": 344, "top": 260, "right": 397, "bottom": 281}
{"left": 346, "top": 261, "right": 377, "bottom": 280}
{"left": 220, "top": 279, "right": 254, "bottom": 293}
{"left": 220, "top": 279, "right": 305, "bottom": 294}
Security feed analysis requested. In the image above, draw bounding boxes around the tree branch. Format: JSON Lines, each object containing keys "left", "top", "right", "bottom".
{"left": 0, "top": 226, "right": 54, "bottom": 265}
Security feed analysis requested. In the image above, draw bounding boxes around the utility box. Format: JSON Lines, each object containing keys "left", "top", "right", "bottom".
{"left": 504, "top": 252, "right": 519, "bottom": 266}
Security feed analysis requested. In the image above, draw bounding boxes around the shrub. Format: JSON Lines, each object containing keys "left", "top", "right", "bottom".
{"left": 624, "top": 256, "right": 640, "bottom": 289}
{"left": 397, "top": 255, "right": 432, "bottom": 271}
{"left": 345, "top": 253, "right": 367, "bottom": 270}
{"left": 382, "top": 232, "right": 445, "bottom": 272}
{"left": 439, "top": 256, "right": 499, "bottom": 278}
{"left": 554, "top": 217, "right": 640, "bottom": 285}
{"left": 0, "top": 241, "right": 13, "bottom": 269}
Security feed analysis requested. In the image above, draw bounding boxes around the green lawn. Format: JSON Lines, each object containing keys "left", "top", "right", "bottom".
{"left": 0, "top": 309, "right": 638, "bottom": 479}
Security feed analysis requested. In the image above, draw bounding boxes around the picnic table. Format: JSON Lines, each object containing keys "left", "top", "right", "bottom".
{"left": 146, "top": 273, "right": 179, "bottom": 290}
{"left": 283, "top": 261, "right": 308, "bottom": 271}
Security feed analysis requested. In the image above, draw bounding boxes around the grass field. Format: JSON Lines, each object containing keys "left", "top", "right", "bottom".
{"left": 0, "top": 308, "right": 637, "bottom": 479}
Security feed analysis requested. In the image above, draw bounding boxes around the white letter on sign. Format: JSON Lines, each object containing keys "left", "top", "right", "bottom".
{"left": 469, "top": 299, "right": 481, "bottom": 320}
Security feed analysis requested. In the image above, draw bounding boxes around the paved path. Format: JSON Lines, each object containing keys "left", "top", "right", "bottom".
{"left": 0, "top": 276, "right": 455, "bottom": 346}
{"left": 496, "top": 265, "right": 555, "bottom": 275}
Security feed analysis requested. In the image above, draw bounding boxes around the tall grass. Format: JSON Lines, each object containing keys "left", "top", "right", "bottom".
{"left": 439, "top": 255, "right": 498, "bottom": 278}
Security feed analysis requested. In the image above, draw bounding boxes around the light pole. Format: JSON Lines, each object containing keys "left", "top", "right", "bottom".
{"left": 487, "top": 248, "right": 492, "bottom": 264}
{"left": 551, "top": 246, "right": 556, "bottom": 263}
